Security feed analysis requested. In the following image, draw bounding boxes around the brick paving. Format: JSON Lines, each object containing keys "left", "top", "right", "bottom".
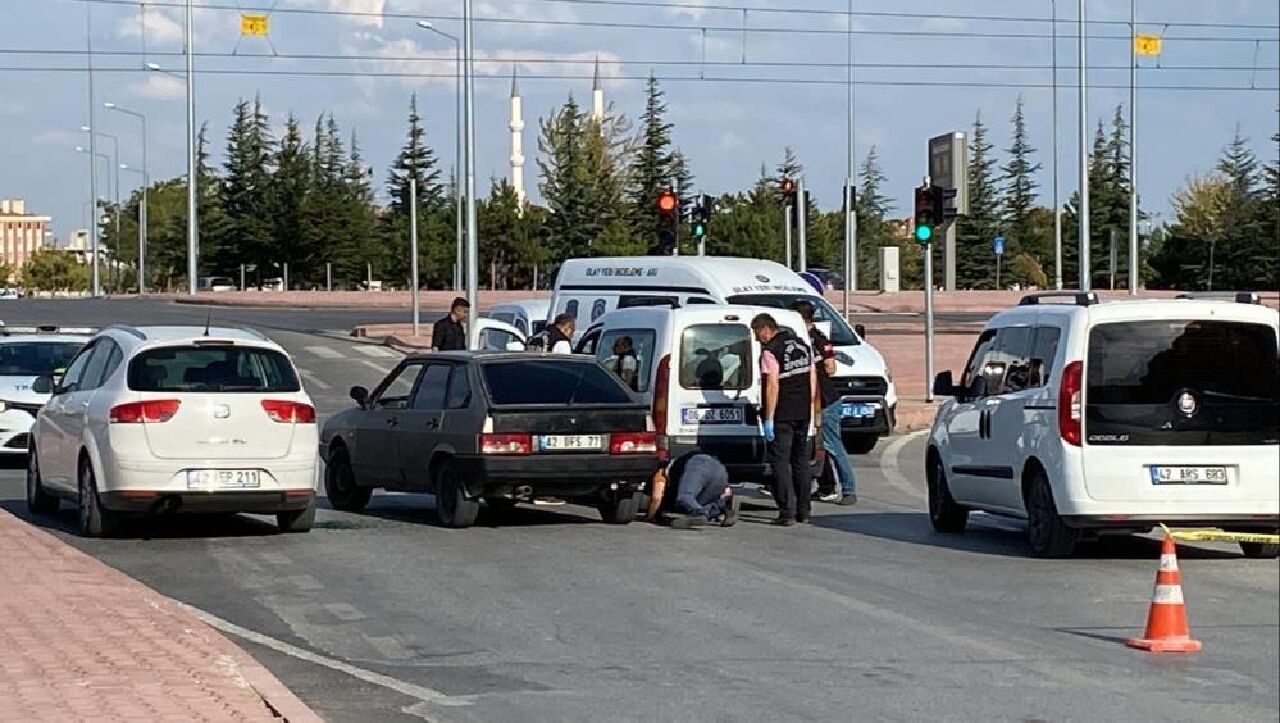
{"left": 0, "top": 509, "right": 321, "bottom": 723}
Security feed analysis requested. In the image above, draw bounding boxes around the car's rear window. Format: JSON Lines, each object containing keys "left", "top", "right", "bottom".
{"left": 483, "top": 360, "right": 633, "bottom": 405}
{"left": 0, "top": 341, "right": 83, "bottom": 376}
{"left": 679, "top": 324, "right": 752, "bottom": 390}
{"left": 128, "top": 345, "right": 300, "bottom": 392}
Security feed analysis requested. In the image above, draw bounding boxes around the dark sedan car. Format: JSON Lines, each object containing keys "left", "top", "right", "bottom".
{"left": 320, "top": 352, "right": 661, "bottom": 528}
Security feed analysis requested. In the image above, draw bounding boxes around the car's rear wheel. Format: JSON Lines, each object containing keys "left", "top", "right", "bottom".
{"left": 26, "top": 448, "right": 59, "bottom": 515}
{"left": 277, "top": 499, "right": 315, "bottom": 533}
{"left": 598, "top": 490, "right": 641, "bottom": 524}
{"left": 1025, "top": 470, "right": 1079, "bottom": 558}
{"left": 1239, "top": 542, "right": 1280, "bottom": 559}
{"left": 78, "top": 458, "right": 121, "bottom": 538}
{"left": 435, "top": 460, "right": 478, "bottom": 529}
{"left": 927, "top": 457, "right": 969, "bottom": 533}
{"left": 843, "top": 433, "right": 879, "bottom": 455}
{"left": 324, "top": 447, "right": 371, "bottom": 512}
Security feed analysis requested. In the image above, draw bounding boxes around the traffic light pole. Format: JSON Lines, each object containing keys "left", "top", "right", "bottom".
{"left": 796, "top": 176, "right": 808, "bottom": 273}
{"left": 922, "top": 176, "right": 936, "bottom": 404}
{"left": 783, "top": 205, "right": 793, "bottom": 270}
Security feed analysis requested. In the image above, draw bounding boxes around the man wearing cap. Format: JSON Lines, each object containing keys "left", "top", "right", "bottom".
{"left": 432, "top": 297, "right": 469, "bottom": 351}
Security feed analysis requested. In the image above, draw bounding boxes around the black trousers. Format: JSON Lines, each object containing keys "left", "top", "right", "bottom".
{"left": 768, "top": 419, "right": 811, "bottom": 521}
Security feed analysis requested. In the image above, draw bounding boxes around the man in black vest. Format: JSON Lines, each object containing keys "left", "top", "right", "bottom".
{"left": 751, "top": 313, "right": 818, "bottom": 526}
{"left": 431, "top": 297, "right": 469, "bottom": 351}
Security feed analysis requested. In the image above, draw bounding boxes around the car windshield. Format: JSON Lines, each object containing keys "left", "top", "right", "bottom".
{"left": 483, "top": 360, "right": 634, "bottom": 405}
{"left": 0, "top": 341, "right": 84, "bottom": 376}
{"left": 128, "top": 345, "right": 300, "bottom": 392}
{"left": 726, "top": 293, "right": 860, "bottom": 345}
{"left": 679, "top": 324, "right": 752, "bottom": 390}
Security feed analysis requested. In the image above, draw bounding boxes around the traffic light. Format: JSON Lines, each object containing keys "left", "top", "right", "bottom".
{"left": 779, "top": 177, "right": 796, "bottom": 208}
{"left": 691, "top": 194, "right": 713, "bottom": 240}
{"left": 654, "top": 187, "right": 679, "bottom": 255}
{"left": 913, "top": 185, "right": 937, "bottom": 244}
{"left": 842, "top": 183, "right": 857, "bottom": 214}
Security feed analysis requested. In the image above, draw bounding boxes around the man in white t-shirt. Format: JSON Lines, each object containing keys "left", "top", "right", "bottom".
{"left": 602, "top": 336, "right": 639, "bottom": 390}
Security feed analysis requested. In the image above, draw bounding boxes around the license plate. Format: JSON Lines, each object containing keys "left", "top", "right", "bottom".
{"left": 1149, "top": 466, "right": 1229, "bottom": 485}
{"left": 841, "top": 403, "right": 876, "bottom": 419}
{"left": 682, "top": 406, "right": 744, "bottom": 425}
{"left": 187, "top": 469, "right": 261, "bottom": 489}
{"left": 539, "top": 435, "right": 604, "bottom": 451}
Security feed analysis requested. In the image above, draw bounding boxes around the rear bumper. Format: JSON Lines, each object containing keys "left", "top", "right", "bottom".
{"left": 100, "top": 489, "right": 314, "bottom": 514}
{"left": 454, "top": 454, "right": 659, "bottom": 498}
{"left": 838, "top": 399, "right": 894, "bottom": 436}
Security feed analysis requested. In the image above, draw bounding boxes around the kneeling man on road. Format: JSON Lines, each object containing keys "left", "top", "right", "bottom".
{"left": 646, "top": 452, "right": 740, "bottom": 529}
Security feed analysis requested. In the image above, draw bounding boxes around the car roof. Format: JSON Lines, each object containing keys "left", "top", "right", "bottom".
{"left": 555, "top": 256, "right": 811, "bottom": 297}
{"left": 490, "top": 299, "right": 550, "bottom": 313}
{"left": 587, "top": 304, "right": 809, "bottom": 337}
{"left": 0, "top": 334, "right": 92, "bottom": 344}
{"left": 403, "top": 350, "right": 599, "bottom": 363}
{"left": 989, "top": 294, "right": 1279, "bottom": 327}
{"left": 102, "top": 325, "right": 277, "bottom": 345}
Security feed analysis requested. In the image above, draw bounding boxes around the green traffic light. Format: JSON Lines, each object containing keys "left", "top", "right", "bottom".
{"left": 915, "top": 224, "right": 933, "bottom": 243}
{"left": 693, "top": 222, "right": 706, "bottom": 238}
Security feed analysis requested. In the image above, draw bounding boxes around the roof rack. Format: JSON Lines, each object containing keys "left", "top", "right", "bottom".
{"left": 1018, "top": 291, "right": 1099, "bottom": 307}
{"left": 0, "top": 325, "right": 97, "bottom": 337}
{"left": 104, "top": 324, "right": 147, "bottom": 339}
{"left": 1175, "top": 291, "right": 1261, "bottom": 305}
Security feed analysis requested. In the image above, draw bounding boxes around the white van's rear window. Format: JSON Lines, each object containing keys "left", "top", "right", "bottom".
{"left": 680, "top": 324, "right": 752, "bottom": 390}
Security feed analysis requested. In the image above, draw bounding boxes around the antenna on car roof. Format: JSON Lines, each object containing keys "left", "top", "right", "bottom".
{"left": 203, "top": 310, "right": 212, "bottom": 337}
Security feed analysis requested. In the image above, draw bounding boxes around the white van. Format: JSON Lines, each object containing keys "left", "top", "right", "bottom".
{"left": 487, "top": 299, "right": 550, "bottom": 338}
{"left": 552, "top": 256, "right": 896, "bottom": 453}
{"left": 576, "top": 305, "right": 812, "bottom": 483}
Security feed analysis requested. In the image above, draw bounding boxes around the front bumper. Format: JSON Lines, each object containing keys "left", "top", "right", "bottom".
{"left": 100, "top": 489, "right": 314, "bottom": 514}
{"left": 454, "top": 454, "right": 660, "bottom": 499}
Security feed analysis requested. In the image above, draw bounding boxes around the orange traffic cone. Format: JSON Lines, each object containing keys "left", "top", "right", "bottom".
{"left": 1126, "top": 535, "right": 1202, "bottom": 653}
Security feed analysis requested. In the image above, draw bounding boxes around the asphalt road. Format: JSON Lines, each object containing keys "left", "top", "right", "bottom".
{"left": 0, "top": 298, "right": 1276, "bottom": 722}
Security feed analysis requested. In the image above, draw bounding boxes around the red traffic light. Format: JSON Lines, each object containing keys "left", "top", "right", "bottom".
{"left": 780, "top": 177, "right": 795, "bottom": 194}
{"left": 656, "top": 189, "right": 678, "bottom": 213}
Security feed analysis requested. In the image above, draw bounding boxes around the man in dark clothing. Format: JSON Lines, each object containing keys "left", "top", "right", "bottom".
{"left": 645, "top": 451, "right": 740, "bottom": 529}
{"left": 431, "top": 297, "right": 469, "bottom": 351}
{"left": 792, "top": 300, "right": 857, "bottom": 506}
{"left": 529, "top": 313, "right": 576, "bottom": 353}
{"left": 752, "top": 313, "right": 818, "bottom": 526}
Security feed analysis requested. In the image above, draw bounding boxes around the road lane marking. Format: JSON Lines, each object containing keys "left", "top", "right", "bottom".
{"left": 299, "top": 369, "right": 332, "bottom": 390}
{"left": 360, "top": 359, "right": 394, "bottom": 376}
{"left": 180, "top": 603, "right": 465, "bottom": 706}
{"left": 324, "top": 603, "right": 368, "bottom": 622}
{"left": 353, "top": 345, "right": 397, "bottom": 358}
{"left": 880, "top": 430, "right": 930, "bottom": 504}
{"left": 304, "top": 345, "right": 345, "bottom": 359}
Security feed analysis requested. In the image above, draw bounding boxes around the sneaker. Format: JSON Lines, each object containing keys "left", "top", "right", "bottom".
{"left": 818, "top": 491, "right": 843, "bottom": 503}
{"left": 772, "top": 515, "right": 794, "bottom": 527}
{"left": 758, "top": 486, "right": 773, "bottom": 498}
{"left": 670, "top": 514, "right": 708, "bottom": 529}
{"left": 838, "top": 493, "right": 858, "bottom": 506}
{"left": 721, "top": 497, "right": 741, "bottom": 528}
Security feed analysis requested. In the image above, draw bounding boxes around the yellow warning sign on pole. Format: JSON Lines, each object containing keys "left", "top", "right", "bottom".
{"left": 1134, "top": 34, "right": 1162, "bottom": 56}
{"left": 240, "top": 13, "right": 270, "bottom": 37}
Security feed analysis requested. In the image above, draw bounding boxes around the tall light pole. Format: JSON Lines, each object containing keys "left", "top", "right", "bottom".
{"left": 106, "top": 103, "right": 148, "bottom": 294}
{"left": 462, "top": 0, "right": 479, "bottom": 347}
{"left": 82, "top": 126, "right": 120, "bottom": 293}
{"left": 185, "top": 0, "right": 198, "bottom": 295}
{"left": 416, "top": 20, "right": 464, "bottom": 294}
{"left": 1127, "top": 0, "right": 1139, "bottom": 294}
{"left": 75, "top": 147, "right": 112, "bottom": 271}
{"left": 85, "top": 3, "right": 101, "bottom": 298}
{"left": 844, "top": 0, "right": 857, "bottom": 310}
{"left": 1052, "top": 0, "right": 1063, "bottom": 290}
{"left": 1078, "top": 0, "right": 1091, "bottom": 292}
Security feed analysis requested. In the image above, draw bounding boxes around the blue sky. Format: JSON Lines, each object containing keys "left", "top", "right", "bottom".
{"left": 2, "top": 0, "right": 1277, "bottom": 239}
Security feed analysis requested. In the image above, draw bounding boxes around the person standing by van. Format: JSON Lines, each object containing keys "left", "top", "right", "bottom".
{"left": 431, "top": 297, "right": 469, "bottom": 351}
{"left": 751, "top": 313, "right": 818, "bottom": 526}
{"left": 529, "top": 313, "right": 576, "bottom": 354}
{"left": 793, "top": 300, "right": 857, "bottom": 506}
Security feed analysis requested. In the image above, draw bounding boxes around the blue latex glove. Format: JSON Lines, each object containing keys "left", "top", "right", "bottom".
{"left": 762, "top": 419, "right": 775, "bottom": 442}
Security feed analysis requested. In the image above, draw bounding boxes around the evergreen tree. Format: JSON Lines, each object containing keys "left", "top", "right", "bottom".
{"left": 217, "top": 97, "right": 275, "bottom": 284}
{"left": 538, "top": 95, "right": 592, "bottom": 262}
{"left": 383, "top": 95, "right": 448, "bottom": 286}
{"left": 269, "top": 115, "right": 313, "bottom": 288}
{"left": 579, "top": 106, "right": 637, "bottom": 256}
{"left": 1001, "top": 96, "right": 1045, "bottom": 265}
{"left": 1213, "top": 127, "right": 1273, "bottom": 288}
{"left": 954, "top": 112, "right": 1001, "bottom": 288}
{"left": 478, "top": 178, "right": 538, "bottom": 289}
{"left": 628, "top": 75, "right": 676, "bottom": 244}
{"left": 854, "top": 145, "right": 894, "bottom": 288}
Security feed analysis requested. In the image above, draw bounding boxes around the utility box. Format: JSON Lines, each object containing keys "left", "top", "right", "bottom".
{"left": 879, "top": 246, "right": 900, "bottom": 292}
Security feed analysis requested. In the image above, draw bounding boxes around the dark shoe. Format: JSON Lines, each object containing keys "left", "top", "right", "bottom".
{"left": 670, "top": 514, "right": 708, "bottom": 529}
{"left": 772, "top": 515, "right": 794, "bottom": 527}
{"left": 838, "top": 493, "right": 858, "bottom": 506}
{"left": 721, "top": 497, "right": 741, "bottom": 528}
{"left": 796, "top": 513, "right": 811, "bottom": 524}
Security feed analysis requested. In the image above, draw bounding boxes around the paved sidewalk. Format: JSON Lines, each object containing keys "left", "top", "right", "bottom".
{"left": 0, "top": 509, "right": 321, "bottom": 723}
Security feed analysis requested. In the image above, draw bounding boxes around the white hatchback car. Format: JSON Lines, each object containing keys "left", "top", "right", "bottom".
{"left": 26, "top": 325, "right": 318, "bottom": 536}
{"left": 928, "top": 291, "right": 1279, "bottom": 558}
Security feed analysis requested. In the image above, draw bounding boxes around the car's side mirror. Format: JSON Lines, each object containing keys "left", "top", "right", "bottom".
{"left": 932, "top": 371, "right": 955, "bottom": 398}
{"left": 350, "top": 385, "right": 370, "bottom": 408}
{"left": 854, "top": 323, "right": 867, "bottom": 339}
{"left": 32, "top": 375, "right": 54, "bottom": 395}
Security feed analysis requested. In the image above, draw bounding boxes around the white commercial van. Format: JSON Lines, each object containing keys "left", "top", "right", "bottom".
{"left": 486, "top": 299, "right": 550, "bottom": 338}
{"left": 576, "top": 305, "right": 812, "bottom": 483}
{"left": 552, "top": 256, "right": 897, "bottom": 453}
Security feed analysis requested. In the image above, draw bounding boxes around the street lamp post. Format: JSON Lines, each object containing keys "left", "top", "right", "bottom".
{"left": 416, "top": 20, "right": 464, "bottom": 294}
{"left": 462, "top": 0, "right": 479, "bottom": 348}
{"left": 85, "top": 2, "right": 101, "bottom": 299}
{"left": 106, "top": 103, "right": 149, "bottom": 294}
{"left": 82, "top": 126, "right": 120, "bottom": 293}
{"left": 1078, "top": 0, "right": 1091, "bottom": 292}
{"left": 185, "top": 0, "right": 198, "bottom": 295}
{"left": 75, "top": 145, "right": 112, "bottom": 279}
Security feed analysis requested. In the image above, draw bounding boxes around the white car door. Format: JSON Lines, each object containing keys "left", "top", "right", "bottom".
{"left": 941, "top": 329, "right": 999, "bottom": 505}
{"left": 37, "top": 341, "right": 100, "bottom": 491}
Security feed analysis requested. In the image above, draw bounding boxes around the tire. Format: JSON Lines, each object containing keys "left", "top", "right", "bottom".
{"left": 1239, "top": 542, "right": 1280, "bottom": 559}
{"left": 927, "top": 456, "right": 969, "bottom": 533}
{"left": 1024, "top": 470, "right": 1080, "bottom": 558}
{"left": 598, "top": 491, "right": 641, "bottom": 525}
{"left": 277, "top": 498, "right": 315, "bottom": 533}
{"left": 78, "top": 458, "right": 121, "bottom": 538}
{"left": 843, "top": 433, "right": 879, "bottom": 455}
{"left": 434, "top": 460, "right": 478, "bottom": 529}
{"left": 26, "top": 448, "right": 59, "bottom": 515}
{"left": 324, "top": 447, "right": 371, "bottom": 512}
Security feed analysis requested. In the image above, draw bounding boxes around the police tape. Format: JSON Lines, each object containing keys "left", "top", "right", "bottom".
{"left": 1158, "top": 523, "right": 1280, "bottom": 545}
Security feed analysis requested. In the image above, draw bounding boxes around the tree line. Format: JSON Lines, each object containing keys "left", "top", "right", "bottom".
{"left": 58, "top": 77, "right": 1278, "bottom": 293}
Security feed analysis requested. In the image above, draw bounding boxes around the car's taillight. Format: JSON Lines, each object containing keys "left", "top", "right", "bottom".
{"left": 261, "top": 400, "right": 316, "bottom": 424}
{"left": 480, "top": 433, "right": 532, "bottom": 455}
{"left": 609, "top": 431, "right": 657, "bottom": 455}
{"left": 1058, "top": 360, "right": 1083, "bottom": 446}
{"left": 652, "top": 354, "right": 671, "bottom": 461}
{"left": 109, "top": 399, "right": 180, "bottom": 424}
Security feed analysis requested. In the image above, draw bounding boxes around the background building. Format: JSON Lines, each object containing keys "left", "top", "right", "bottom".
{"left": 0, "top": 199, "right": 51, "bottom": 281}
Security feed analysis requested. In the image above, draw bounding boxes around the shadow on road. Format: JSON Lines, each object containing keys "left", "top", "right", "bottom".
{"left": 811, "top": 511, "right": 1246, "bottom": 560}
{"left": 350, "top": 494, "right": 603, "bottom": 528}
{"left": 1, "top": 500, "right": 281, "bottom": 540}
